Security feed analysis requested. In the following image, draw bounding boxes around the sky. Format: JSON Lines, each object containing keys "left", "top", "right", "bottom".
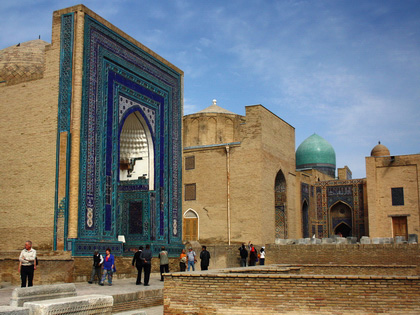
{"left": 1, "top": 0, "right": 419, "bottom": 179}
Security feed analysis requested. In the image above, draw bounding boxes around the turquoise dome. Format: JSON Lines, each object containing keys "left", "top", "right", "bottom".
{"left": 296, "top": 134, "right": 336, "bottom": 177}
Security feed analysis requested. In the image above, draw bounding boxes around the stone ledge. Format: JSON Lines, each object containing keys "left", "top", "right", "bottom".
{"left": 24, "top": 294, "right": 113, "bottom": 314}
{"left": 0, "top": 306, "right": 29, "bottom": 315}
{"left": 10, "top": 283, "right": 76, "bottom": 307}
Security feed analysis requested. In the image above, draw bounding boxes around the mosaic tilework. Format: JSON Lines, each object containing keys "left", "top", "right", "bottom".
{"left": 314, "top": 179, "right": 366, "bottom": 239}
{"left": 54, "top": 13, "right": 74, "bottom": 251}
{"left": 71, "top": 14, "right": 181, "bottom": 255}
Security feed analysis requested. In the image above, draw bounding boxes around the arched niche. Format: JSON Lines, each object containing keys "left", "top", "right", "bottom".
{"left": 302, "top": 200, "right": 309, "bottom": 238}
{"left": 275, "top": 170, "right": 287, "bottom": 238}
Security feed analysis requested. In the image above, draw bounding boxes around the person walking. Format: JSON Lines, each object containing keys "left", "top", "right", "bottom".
{"left": 99, "top": 248, "right": 114, "bottom": 286}
{"left": 259, "top": 246, "right": 266, "bottom": 265}
{"left": 186, "top": 247, "right": 196, "bottom": 271}
{"left": 179, "top": 249, "right": 187, "bottom": 271}
{"left": 88, "top": 250, "right": 103, "bottom": 284}
{"left": 199, "top": 246, "right": 211, "bottom": 270}
{"left": 159, "top": 246, "right": 169, "bottom": 281}
{"left": 140, "top": 244, "right": 152, "bottom": 286}
{"left": 18, "top": 240, "right": 37, "bottom": 287}
{"left": 238, "top": 243, "right": 248, "bottom": 267}
{"left": 132, "top": 246, "right": 144, "bottom": 285}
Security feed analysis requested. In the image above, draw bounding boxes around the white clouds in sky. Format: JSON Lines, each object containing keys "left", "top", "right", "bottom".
{"left": 1, "top": 0, "right": 419, "bottom": 178}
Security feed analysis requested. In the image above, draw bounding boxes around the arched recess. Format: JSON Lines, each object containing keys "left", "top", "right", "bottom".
{"left": 183, "top": 209, "right": 199, "bottom": 241}
{"left": 330, "top": 201, "right": 352, "bottom": 237}
{"left": 224, "top": 118, "right": 234, "bottom": 143}
{"left": 119, "top": 110, "right": 154, "bottom": 190}
{"left": 302, "top": 200, "right": 309, "bottom": 238}
{"left": 206, "top": 117, "right": 217, "bottom": 145}
{"left": 275, "top": 170, "right": 287, "bottom": 238}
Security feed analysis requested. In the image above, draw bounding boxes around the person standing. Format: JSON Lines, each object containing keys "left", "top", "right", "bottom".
{"left": 132, "top": 246, "right": 144, "bottom": 285}
{"left": 259, "top": 246, "right": 266, "bottom": 265}
{"left": 179, "top": 249, "right": 187, "bottom": 271}
{"left": 158, "top": 246, "right": 169, "bottom": 281}
{"left": 88, "top": 250, "right": 103, "bottom": 284}
{"left": 99, "top": 248, "right": 114, "bottom": 286}
{"left": 186, "top": 247, "right": 196, "bottom": 271}
{"left": 238, "top": 243, "right": 248, "bottom": 267}
{"left": 248, "top": 242, "right": 258, "bottom": 266}
{"left": 18, "top": 240, "right": 37, "bottom": 287}
{"left": 140, "top": 244, "right": 152, "bottom": 286}
{"left": 199, "top": 246, "right": 211, "bottom": 270}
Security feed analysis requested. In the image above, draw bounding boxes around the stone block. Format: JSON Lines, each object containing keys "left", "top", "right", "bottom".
{"left": 395, "top": 236, "right": 407, "bottom": 244}
{"left": 347, "top": 237, "right": 357, "bottom": 244}
{"left": 297, "top": 238, "right": 310, "bottom": 245}
{"left": 10, "top": 283, "right": 76, "bottom": 307}
{"left": 24, "top": 294, "right": 113, "bottom": 315}
{"left": 383, "top": 237, "right": 393, "bottom": 244}
{"left": 372, "top": 237, "right": 382, "bottom": 244}
{"left": 336, "top": 237, "right": 348, "bottom": 244}
{"left": 0, "top": 306, "right": 29, "bottom": 315}
{"left": 360, "top": 236, "right": 371, "bottom": 244}
{"left": 311, "top": 238, "right": 321, "bottom": 244}
{"left": 275, "top": 239, "right": 288, "bottom": 245}
{"left": 408, "top": 234, "right": 418, "bottom": 244}
{"left": 321, "top": 238, "right": 334, "bottom": 244}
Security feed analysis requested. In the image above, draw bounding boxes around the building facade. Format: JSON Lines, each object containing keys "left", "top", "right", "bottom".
{"left": 182, "top": 103, "right": 419, "bottom": 244}
{"left": 0, "top": 5, "right": 183, "bottom": 256}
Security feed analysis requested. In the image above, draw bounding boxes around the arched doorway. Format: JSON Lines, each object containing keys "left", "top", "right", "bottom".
{"left": 275, "top": 170, "right": 287, "bottom": 238}
{"left": 183, "top": 209, "right": 199, "bottom": 241}
{"left": 302, "top": 200, "right": 309, "bottom": 238}
{"left": 330, "top": 202, "right": 352, "bottom": 237}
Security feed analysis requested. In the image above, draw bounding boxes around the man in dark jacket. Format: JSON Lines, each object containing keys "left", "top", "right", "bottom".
{"left": 132, "top": 246, "right": 143, "bottom": 285}
{"left": 200, "top": 246, "right": 211, "bottom": 270}
{"left": 140, "top": 244, "right": 152, "bottom": 286}
{"left": 88, "top": 250, "right": 103, "bottom": 284}
{"left": 239, "top": 243, "right": 248, "bottom": 267}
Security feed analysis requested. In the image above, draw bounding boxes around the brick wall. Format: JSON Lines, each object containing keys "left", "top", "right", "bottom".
{"left": 0, "top": 252, "right": 178, "bottom": 285}
{"left": 164, "top": 271, "right": 420, "bottom": 314}
{"left": 264, "top": 244, "right": 420, "bottom": 271}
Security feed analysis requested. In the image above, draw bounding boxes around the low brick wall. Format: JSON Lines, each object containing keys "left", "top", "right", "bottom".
{"left": 164, "top": 269, "right": 420, "bottom": 314}
{"left": 0, "top": 251, "right": 74, "bottom": 285}
{"left": 223, "top": 243, "right": 420, "bottom": 273}
{"left": 0, "top": 252, "right": 177, "bottom": 285}
{"left": 288, "top": 264, "right": 418, "bottom": 276}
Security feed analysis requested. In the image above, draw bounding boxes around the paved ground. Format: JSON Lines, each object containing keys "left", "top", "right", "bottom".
{"left": 0, "top": 273, "right": 164, "bottom": 314}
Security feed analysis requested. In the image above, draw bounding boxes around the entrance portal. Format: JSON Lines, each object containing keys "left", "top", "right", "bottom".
{"left": 330, "top": 202, "right": 352, "bottom": 237}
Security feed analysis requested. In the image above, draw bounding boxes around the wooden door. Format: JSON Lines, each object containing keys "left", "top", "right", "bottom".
{"left": 392, "top": 216, "right": 408, "bottom": 240}
{"left": 183, "top": 218, "right": 198, "bottom": 241}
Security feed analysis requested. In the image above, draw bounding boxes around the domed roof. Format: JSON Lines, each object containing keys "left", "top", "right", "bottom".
{"left": 370, "top": 141, "right": 390, "bottom": 157}
{"left": 296, "top": 133, "right": 336, "bottom": 168}
{"left": 0, "top": 39, "right": 49, "bottom": 86}
{"left": 197, "top": 99, "right": 237, "bottom": 115}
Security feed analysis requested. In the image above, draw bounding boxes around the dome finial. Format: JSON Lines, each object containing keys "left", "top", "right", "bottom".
{"left": 212, "top": 99, "right": 217, "bottom": 105}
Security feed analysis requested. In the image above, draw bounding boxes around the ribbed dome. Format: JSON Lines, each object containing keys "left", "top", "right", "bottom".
{"left": 296, "top": 133, "right": 336, "bottom": 177}
{"left": 370, "top": 141, "right": 390, "bottom": 157}
{"left": 0, "top": 39, "right": 49, "bottom": 86}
